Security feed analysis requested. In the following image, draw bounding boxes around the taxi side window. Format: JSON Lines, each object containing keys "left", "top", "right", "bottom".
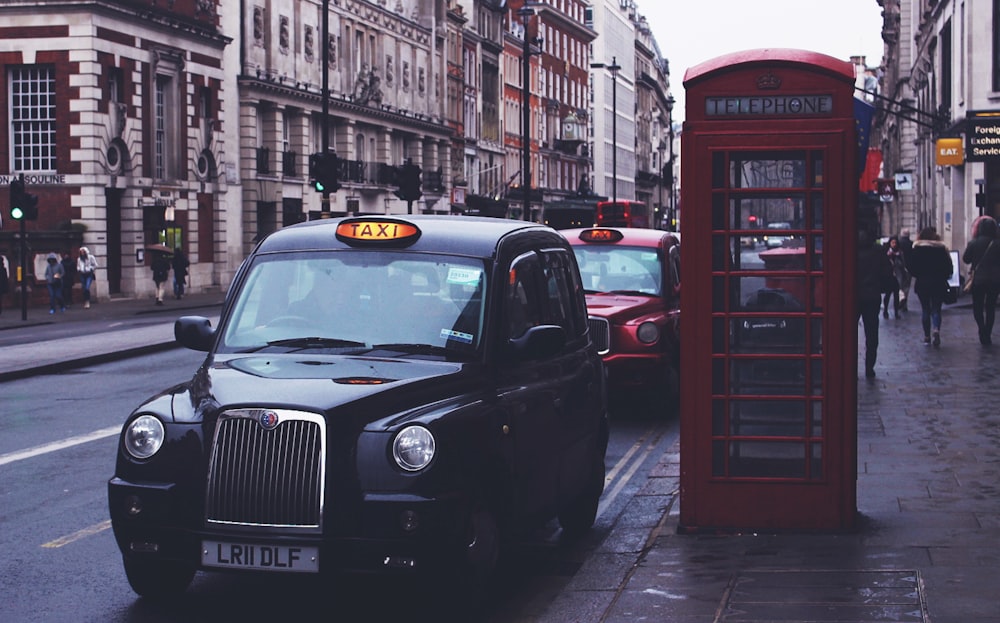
{"left": 505, "top": 250, "right": 587, "bottom": 341}
{"left": 540, "top": 250, "right": 587, "bottom": 338}
{"left": 506, "top": 253, "right": 544, "bottom": 339}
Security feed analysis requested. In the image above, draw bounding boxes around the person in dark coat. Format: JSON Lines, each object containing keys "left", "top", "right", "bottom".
{"left": 906, "top": 227, "right": 953, "bottom": 348}
{"left": 857, "top": 228, "right": 891, "bottom": 377}
{"left": 961, "top": 215, "right": 1000, "bottom": 345}
{"left": 60, "top": 252, "right": 76, "bottom": 307}
{"left": 171, "top": 247, "right": 190, "bottom": 300}
{"left": 151, "top": 253, "right": 170, "bottom": 306}
{"left": 882, "top": 235, "right": 907, "bottom": 318}
{"left": 897, "top": 228, "right": 914, "bottom": 310}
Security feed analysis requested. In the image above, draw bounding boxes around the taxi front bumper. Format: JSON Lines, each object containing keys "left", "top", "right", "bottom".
{"left": 108, "top": 477, "right": 470, "bottom": 576}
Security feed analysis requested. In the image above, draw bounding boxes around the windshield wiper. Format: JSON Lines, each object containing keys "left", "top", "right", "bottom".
{"left": 607, "top": 290, "right": 653, "bottom": 296}
{"left": 370, "top": 343, "right": 456, "bottom": 357}
{"left": 238, "top": 336, "right": 368, "bottom": 353}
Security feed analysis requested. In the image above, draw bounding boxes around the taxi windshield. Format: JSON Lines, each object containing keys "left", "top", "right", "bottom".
{"left": 572, "top": 246, "right": 662, "bottom": 296}
{"left": 218, "top": 251, "right": 486, "bottom": 358}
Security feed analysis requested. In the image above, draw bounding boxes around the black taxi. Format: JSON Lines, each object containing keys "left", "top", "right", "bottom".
{"left": 108, "top": 215, "right": 608, "bottom": 598}
{"left": 562, "top": 227, "right": 681, "bottom": 412}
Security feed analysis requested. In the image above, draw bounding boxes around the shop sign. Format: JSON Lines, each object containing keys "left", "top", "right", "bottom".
{"left": 937, "top": 138, "right": 964, "bottom": 166}
{"left": 965, "top": 111, "right": 1000, "bottom": 162}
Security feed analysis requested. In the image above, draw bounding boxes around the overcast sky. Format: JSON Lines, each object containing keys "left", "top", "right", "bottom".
{"left": 638, "top": 0, "right": 885, "bottom": 120}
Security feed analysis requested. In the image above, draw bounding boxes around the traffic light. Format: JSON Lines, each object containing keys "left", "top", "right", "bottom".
{"left": 8, "top": 174, "right": 38, "bottom": 221}
{"left": 309, "top": 152, "right": 341, "bottom": 194}
{"left": 393, "top": 162, "right": 422, "bottom": 202}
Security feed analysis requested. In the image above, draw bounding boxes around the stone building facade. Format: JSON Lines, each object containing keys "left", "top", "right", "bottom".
{"left": 1, "top": 0, "right": 232, "bottom": 304}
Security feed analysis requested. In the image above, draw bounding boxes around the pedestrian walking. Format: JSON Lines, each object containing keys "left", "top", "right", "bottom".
{"left": 77, "top": 246, "right": 98, "bottom": 309}
{"left": 151, "top": 252, "right": 170, "bottom": 306}
{"left": 897, "top": 228, "right": 914, "bottom": 310}
{"left": 60, "top": 252, "right": 76, "bottom": 307}
{"left": 857, "top": 228, "right": 891, "bottom": 377}
{"left": 44, "top": 252, "right": 66, "bottom": 314}
{"left": 961, "top": 215, "right": 1000, "bottom": 345}
{"left": 171, "top": 246, "right": 189, "bottom": 300}
{"left": 882, "top": 236, "right": 908, "bottom": 318}
{"left": 0, "top": 258, "right": 9, "bottom": 316}
{"left": 905, "top": 227, "right": 953, "bottom": 348}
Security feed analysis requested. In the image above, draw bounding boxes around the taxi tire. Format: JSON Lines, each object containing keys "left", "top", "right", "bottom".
{"left": 558, "top": 452, "right": 605, "bottom": 539}
{"left": 123, "top": 558, "right": 196, "bottom": 599}
{"left": 462, "top": 507, "right": 500, "bottom": 582}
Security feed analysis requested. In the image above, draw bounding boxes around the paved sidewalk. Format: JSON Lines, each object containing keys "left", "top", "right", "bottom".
{"left": 541, "top": 300, "right": 1000, "bottom": 623}
{"left": 0, "top": 291, "right": 224, "bottom": 380}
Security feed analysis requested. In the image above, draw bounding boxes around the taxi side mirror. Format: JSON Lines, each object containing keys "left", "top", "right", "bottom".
{"left": 175, "top": 316, "right": 215, "bottom": 352}
{"left": 509, "top": 324, "right": 566, "bottom": 361}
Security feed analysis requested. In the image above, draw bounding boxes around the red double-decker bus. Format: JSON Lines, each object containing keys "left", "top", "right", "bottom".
{"left": 595, "top": 200, "right": 650, "bottom": 228}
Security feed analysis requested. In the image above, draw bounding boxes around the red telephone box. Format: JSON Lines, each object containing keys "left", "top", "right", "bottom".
{"left": 679, "top": 50, "right": 858, "bottom": 532}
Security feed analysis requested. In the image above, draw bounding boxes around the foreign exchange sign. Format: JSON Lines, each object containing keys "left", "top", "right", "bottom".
{"left": 964, "top": 111, "right": 1000, "bottom": 162}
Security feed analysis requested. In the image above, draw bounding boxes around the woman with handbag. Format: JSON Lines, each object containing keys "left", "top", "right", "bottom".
{"left": 906, "top": 227, "right": 953, "bottom": 348}
{"left": 962, "top": 215, "right": 1000, "bottom": 345}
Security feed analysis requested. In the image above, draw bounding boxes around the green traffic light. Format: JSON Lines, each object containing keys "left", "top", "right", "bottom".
{"left": 314, "top": 181, "right": 325, "bottom": 192}
{"left": 11, "top": 206, "right": 24, "bottom": 220}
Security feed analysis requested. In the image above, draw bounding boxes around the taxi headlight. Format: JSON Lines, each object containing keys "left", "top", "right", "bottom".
{"left": 124, "top": 414, "right": 165, "bottom": 460}
{"left": 393, "top": 425, "right": 436, "bottom": 472}
{"left": 636, "top": 321, "right": 660, "bottom": 344}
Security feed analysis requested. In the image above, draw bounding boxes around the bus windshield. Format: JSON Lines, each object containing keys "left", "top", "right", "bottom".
{"left": 596, "top": 200, "right": 649, "bottom": 228}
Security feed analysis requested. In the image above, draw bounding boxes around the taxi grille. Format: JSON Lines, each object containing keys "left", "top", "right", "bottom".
{"left": 588, "top": 316, "right": 610, "bottom": 355}
{"left": 205, "top": 410, "right": 325, "bottom": 529}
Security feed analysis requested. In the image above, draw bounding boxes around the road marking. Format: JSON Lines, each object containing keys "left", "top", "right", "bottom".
{"left": 43, "top": 520, "right": 112, "bottom": 548}
{"left": 0, "top": 426, "right": 120, "bottom": 467}
{"left": 597, "top": 427, "right": 664, "bottom": 519}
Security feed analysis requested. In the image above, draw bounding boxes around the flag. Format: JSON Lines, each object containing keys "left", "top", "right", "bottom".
{"left": 859, "top": 148, "right": 882, "bottom": 194}
{"left": 854, "top": 97, "right": 875, "bottom": 179}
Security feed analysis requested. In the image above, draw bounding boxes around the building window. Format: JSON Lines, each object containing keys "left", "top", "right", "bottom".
{"left": 151, "top": 49, "right": 182, "bottom": 181}
{"left": 154, "top": 75, "right": 170, "bottom": 179}
{"left": 9, "top": 65, "right": 56, "bottom": 172}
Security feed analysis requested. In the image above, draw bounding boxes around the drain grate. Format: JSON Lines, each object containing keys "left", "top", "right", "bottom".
{"left": 717, "top": 569, "right": 928, "bottom": 622}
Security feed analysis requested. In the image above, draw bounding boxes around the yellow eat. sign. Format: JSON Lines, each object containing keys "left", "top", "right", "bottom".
{"left": 936, "top": 138, "right": 964, "bottom": 166}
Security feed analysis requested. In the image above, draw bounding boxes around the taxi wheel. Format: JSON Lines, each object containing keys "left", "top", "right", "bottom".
{"left": 463, "top": 507, "right": 500, "bottom": 581}
{"left": 123, "top": 558, "right": 195, "bottom": 599}
{"left": 558, "top": 452, "right": 605, "bottom": 539}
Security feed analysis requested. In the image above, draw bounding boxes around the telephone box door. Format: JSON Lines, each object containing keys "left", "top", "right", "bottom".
{"left": 679, "top": 50, "right": 858, "bottom": 532}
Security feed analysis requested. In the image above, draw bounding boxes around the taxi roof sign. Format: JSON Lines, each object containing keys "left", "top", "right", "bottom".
{"left": 335, "top": 218, "right": 421, "bottom": 246}
{"left": 578, "top": 228, "right": 624, "bottom": 243}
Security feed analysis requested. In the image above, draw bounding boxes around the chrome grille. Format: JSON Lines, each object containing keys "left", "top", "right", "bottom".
{"left": 588, "top": 316, "right": 610, "bottom": 355}
{"left": 205, "top": 409, "right": 325, "bottom": 529}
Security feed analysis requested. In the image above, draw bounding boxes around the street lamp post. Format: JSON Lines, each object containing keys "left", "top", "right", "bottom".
{"left": 591, "top": 57, "right": 621, "bottom": 205}
{"left": 518, "top": 5, "right": 535, "bottom": 221}
{"left": 666, "top": 94, "right": 675, "bottom": 231}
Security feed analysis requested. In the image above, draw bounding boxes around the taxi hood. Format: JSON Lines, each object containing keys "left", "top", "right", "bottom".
{"left": 584, "top": 293, "right": 663, "bottom": 320}
{"left": 170, "top": 354, "right": 477, "bottom": 427}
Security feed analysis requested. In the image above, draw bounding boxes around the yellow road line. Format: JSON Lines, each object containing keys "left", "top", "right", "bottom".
{"left": 42, "top": 519, "right": 112, "bottom": 548}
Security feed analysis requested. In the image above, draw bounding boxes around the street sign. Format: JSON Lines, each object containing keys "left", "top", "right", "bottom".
{"left": 877, "top": 178, "right": 895, "bottom": 202}
{"left": 894, "top": 172, "right": 913, "bottom": 191}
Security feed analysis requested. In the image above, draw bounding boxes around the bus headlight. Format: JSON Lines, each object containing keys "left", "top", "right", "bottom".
{"left": 393, "top": 425, "right": 436, "bottom": 472}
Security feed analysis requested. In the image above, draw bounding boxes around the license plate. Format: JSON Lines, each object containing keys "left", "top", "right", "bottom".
{"left": 202, "top": 540, "right": 319, "bottom": 573}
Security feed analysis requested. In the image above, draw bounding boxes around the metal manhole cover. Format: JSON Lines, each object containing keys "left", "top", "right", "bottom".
{"left": 717, "top": 569, "right": 928, "bottom": 622}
